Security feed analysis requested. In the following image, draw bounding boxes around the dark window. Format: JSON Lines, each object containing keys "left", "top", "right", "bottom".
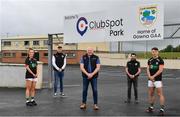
{"left": 3, "top": 41, "right": 11, "bottom": 46}
{"left": 24, "top": 41, "right": 30, "bottom": 46}
{"left": 66, "top": 53, "right": 76, "bottom": 58}
{"left": 3, "top": 53, "right": 16, "bottom": 57}
{"left": 33, "top": 41, "right": 39, "bottom": 45}
{"left": 21, "top": 53, "right": 28, "bottom": 57}
{"left": 44, "top": 53, "right": 48, "bottom": 57}
{"left": 65, "top": 43, "right": 76, "bottom": 45}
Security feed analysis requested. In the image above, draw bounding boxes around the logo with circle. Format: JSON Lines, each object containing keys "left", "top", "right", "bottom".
{"left": 76, "top": 17, "right": 88, "bottom": 36}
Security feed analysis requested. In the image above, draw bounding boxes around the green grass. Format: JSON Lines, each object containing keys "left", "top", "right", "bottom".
{"left": 136, "top": 52, "right": 180, "bottom": 59}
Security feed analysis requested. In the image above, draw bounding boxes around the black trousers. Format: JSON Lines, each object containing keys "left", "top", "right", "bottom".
{"left": 127, "top": 76, "right": 138, "bottom": 100}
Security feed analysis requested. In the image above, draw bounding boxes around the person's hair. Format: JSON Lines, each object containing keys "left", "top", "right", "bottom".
{"left": 28, "top": 48, "right": 34, "bottom": 51}
{"left": 58, "top": 46, "right": 62, "bottom": 49}
{"left": 131, "top": 53, "right": 136, "bottom": 56}
{"left": 151, "top": 47, "right": 159, "bottom": 51}
{"left": 27, "top": 48, "right": 34, "bottom": 57}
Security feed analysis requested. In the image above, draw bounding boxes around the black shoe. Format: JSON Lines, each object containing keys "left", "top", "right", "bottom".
{"left": 31, "top": 100, "right": 37, "bottom": 106}
{"left": 159, "top": 108, "right": 165, "bottom": 116}
{"left": 26, "top": 101, "right": 33, "bottom": 106}
{"left": 146, "top": 106, "right": 154, "bottom": 113}
{"left": 124, "top": 99, "right": 131, "bottom": 103}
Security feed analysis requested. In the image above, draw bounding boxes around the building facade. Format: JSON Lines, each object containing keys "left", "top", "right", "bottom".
{"left": 1, "top": 35, "right": 85, "bottom": 64}
{"left": 1, "top": 35, "right": 120, "bottom": 64}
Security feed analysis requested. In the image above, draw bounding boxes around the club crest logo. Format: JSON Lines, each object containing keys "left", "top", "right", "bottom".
{"left": 139, "top": 6, "right": 157, "bottom": 27}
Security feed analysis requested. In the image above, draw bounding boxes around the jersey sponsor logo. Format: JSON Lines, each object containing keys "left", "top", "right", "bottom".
{"left": 150, "top": 65, "right": 158, "bottom": 70}
{"left": 30, "top": 61, "right": 37, "bottom": 68}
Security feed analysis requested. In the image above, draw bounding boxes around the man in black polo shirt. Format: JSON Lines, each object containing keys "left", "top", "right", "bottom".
{"left": 52, "top": 46, "right": 66, "bottom": 97}
{"left": 125, "top": 53, "right": 141, "bottom": 104}
{"left": 146, "top": 47, "right": 165, "bottom": 116}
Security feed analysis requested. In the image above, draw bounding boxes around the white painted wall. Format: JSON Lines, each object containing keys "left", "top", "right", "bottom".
{"left": 99, "top": 56, "right": 180, "bottom": 69}
{"left": 0, "top": 62, "right": 43, "bottom": 89}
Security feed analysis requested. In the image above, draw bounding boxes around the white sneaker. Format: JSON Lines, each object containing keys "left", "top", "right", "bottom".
{"left": 94, "top": 104, "right": 99, "bottom": 110}
{"left": 60, "top": 92, "right": 65, "bottom": 96}
{"left": 53, "top": 93, "right": 57, "bottom": 97}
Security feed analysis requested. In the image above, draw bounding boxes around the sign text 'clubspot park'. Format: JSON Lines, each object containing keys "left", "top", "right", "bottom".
{"left": 64, "top": 3, "right": 164, "bottom": 43}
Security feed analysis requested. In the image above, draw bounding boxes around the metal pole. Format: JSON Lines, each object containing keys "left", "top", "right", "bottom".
{"left": 145, "top": 40, "right": 148, "bottom": 59}
{"left": 170, "top": 27, "right": 180, "bottom": 38}
{"left": 48, "top": 34, "right": 53, "bottom": 89}
{"left": 118, "top": 41, "right": 120, "bottom": 53}
{"left": 120, "top": 42, "right": 123, "bottom": 53}
{"left": 164, "top": 23, "right": 180, "bottom": 26}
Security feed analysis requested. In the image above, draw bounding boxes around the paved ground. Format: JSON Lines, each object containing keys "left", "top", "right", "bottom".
{"left": 0, "top": 65, "right": 180, "bottom": 116}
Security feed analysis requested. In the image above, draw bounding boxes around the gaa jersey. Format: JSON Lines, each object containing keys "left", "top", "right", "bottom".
{"left": 25, "top": 57, "right": 37, "bottom": 78}
{"left": 126, "top": 60, "right": 140, "bottom": 75}
{"left": 148, "top": 56, "right": 164, "bottom": 81}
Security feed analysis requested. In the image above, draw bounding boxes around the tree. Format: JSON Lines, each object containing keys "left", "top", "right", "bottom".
{"left": 162, "top": 45, "right": 174, "bottom": 52}
{"left": 174, "top": 45, "right": 180, "bottom": 52}
{"left": 161, "top": 45, "right": 180, "bottom": 52}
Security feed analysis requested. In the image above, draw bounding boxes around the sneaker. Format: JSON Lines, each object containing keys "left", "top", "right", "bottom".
{"left": 124, "top": 99, "right": 131, "bottom": 103}
{"left": 93, "top": 104, "right": 99, "bottom": 110}
{"left": 31, "top": 100, "right": 37, "bottom": 106}
{"left": 53, "top": 93, "right": 57, "bottom": 97}
{"left": 135, "top": 100, "right": 139, "bottom": 104}
{"left": 60, "top": 92, "right": 65, "bottom": 96}
{"left": 159, "top": 108, "right": 165, "bottom": 116}
{"left": 26, "top": 101, "right": 33, "bottom": 106}
{"left": 146, "top": 106, "right": 154, "bottom": 113}
{"left": 80, "top": 103, "right": 86, "bottom": 109}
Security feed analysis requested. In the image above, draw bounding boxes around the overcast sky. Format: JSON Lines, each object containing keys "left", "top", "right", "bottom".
{"left": 0, "top": 0, "right": 180, "bottom": 51}
{"left": 1, "top": 0, "right": 180, "bottom": 36}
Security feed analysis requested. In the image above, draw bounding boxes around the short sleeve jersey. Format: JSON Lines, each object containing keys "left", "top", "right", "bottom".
{"left": 25, "top": 57, "right": 37, "bottom": 78}
{"left": 126, "top": 60, "right": 140, "bottom": 75}
{"left": 148, "top": 56, "right": 164, "bottom": 81}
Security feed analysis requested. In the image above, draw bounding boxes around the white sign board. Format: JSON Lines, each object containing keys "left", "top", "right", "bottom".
{"left": 64, "top": 3, "right": 164, "bottom": 43}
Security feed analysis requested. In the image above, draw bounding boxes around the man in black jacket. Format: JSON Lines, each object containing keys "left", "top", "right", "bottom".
{"left": 125, "top": 53, "right": 141, "bottom": 104}
{"left": 80, "top": 47, "right": 100, "bottom": 110}
{"left": 52, "top": 46, "right": 66, "bottom": 97}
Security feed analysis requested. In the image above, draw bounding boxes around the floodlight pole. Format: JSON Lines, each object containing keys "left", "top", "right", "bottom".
{"left": 47, "top": 33, "right": 64, "bottom": 89}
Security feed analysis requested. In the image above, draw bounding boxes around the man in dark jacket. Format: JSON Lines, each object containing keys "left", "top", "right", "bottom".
{"left": 125, "top": 53, "right": 141, "bottom": 104}
{"left": 80, "top": 47, "right": 100, "bottom": 110}
{"left": 52, "top": 46, "right": 66, "bottom": 97}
